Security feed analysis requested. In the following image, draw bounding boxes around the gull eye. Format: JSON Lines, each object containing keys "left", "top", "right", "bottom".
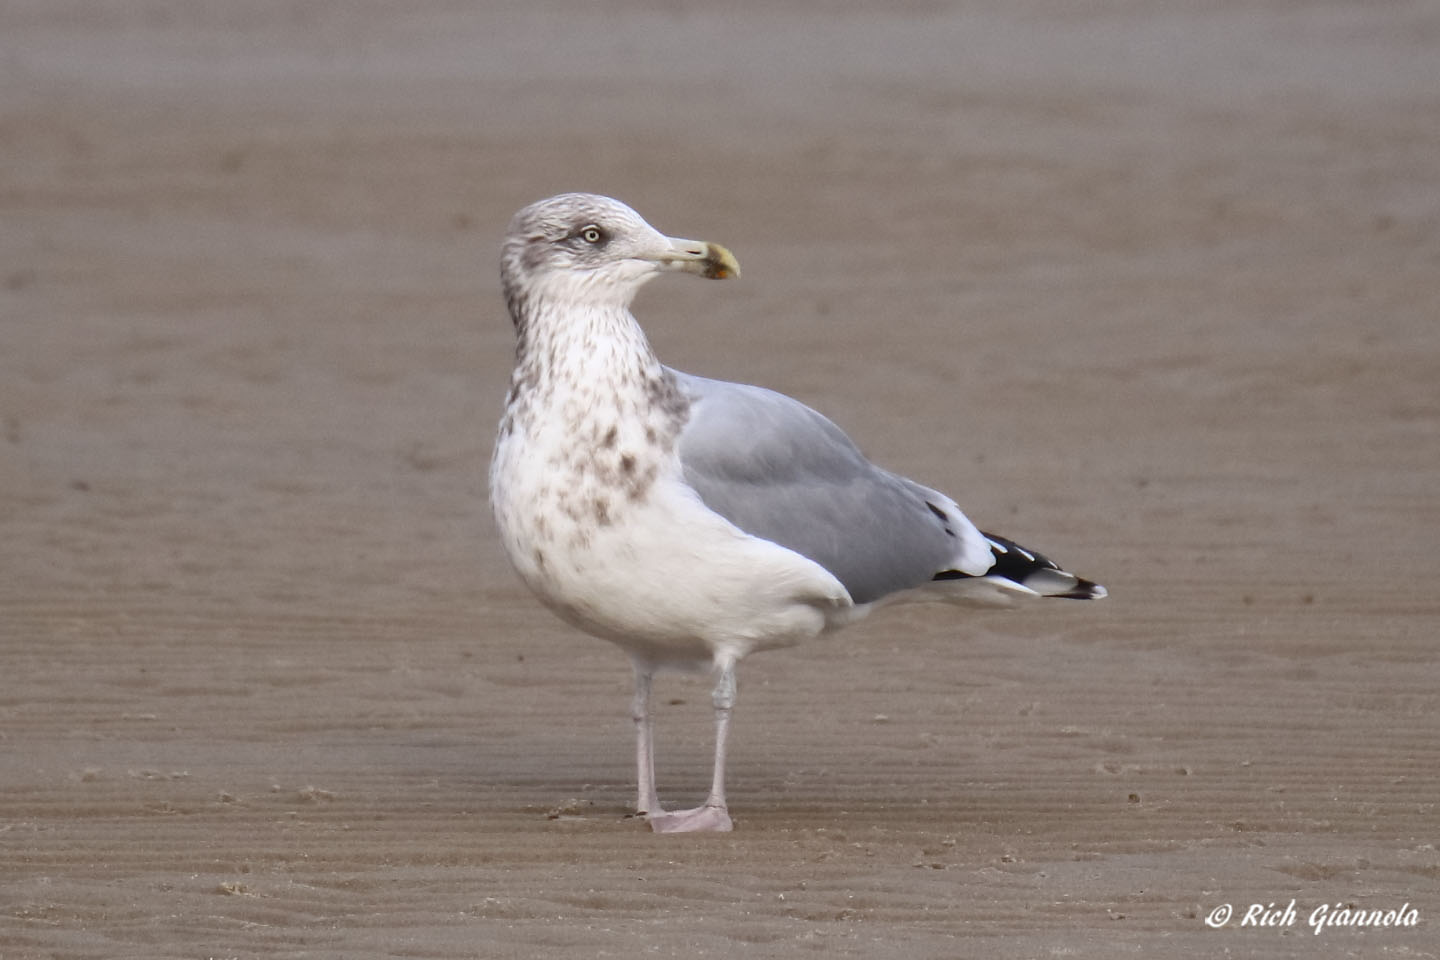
{"left": 579, "top": 225, "right": 605, "bottom": 244}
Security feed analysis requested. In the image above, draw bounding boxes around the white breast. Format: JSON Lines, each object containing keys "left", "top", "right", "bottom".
{"left": 490, "top": 363, "right": 853, "bottom": 667}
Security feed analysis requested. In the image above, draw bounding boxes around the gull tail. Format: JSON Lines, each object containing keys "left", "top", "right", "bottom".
{"left": 931, "top": 532, "right": 1107, "bottom": 604}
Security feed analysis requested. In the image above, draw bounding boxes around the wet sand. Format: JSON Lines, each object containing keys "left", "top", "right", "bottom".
{"left": 2, "top": 2, "right": 1438, "bottom": 957}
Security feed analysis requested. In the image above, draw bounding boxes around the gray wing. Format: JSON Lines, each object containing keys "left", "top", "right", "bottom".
{"left": 672, "top": 371, "right": 993, "bottom": 604}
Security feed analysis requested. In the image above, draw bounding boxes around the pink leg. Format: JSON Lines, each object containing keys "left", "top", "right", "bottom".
{"left": 647, "top": 661, "right": 735, "bottom": 834}
{"left": 631, "top": 662, "right": 660, "bottom": 817}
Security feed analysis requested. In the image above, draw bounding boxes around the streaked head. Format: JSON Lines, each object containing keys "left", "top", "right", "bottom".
{"left": 501, "top": 193, "right": 739, "bottom": 315}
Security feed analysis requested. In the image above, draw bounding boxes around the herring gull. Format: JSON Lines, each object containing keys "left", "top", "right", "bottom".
{"left": 490, "top": 193, "right": 1106, "bottom": 833}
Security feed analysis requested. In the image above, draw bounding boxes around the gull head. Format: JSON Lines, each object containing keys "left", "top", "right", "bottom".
{"left": 501, "top": 193, "right": 740, "bottom": 315}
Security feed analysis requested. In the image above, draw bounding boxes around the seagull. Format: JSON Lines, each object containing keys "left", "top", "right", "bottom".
{"left": 490, "top": 193, "right": 1106, "bottom": 833}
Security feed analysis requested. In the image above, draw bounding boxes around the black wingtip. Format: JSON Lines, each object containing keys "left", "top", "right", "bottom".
{"left": 932, "top": 531, "right": 1106, "bottom": 600}
{"left": 1050, "top": 578, "right": 1108, "bottom": 600}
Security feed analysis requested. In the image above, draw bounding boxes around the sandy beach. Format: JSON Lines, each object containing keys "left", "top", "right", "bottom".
{"left": 2, "top": 2, "right": 1438, "bottom": 957}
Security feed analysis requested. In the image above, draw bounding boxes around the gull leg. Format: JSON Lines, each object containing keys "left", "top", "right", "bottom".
{"left": 631, "top": 661, "right": 661, "bottom": 817}
{"left": 648, "top": 660, "right": 736, "bottom": 834}
{"left": 703, "top": 662, "right": 735, "bottom": 811}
